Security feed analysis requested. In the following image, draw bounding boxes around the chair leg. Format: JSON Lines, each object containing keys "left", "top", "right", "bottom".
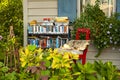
{"left": 81, "top": 48, "right": 88, "bottom": 65}
{"left": 82, "top": 55, "right": 86, "bottom": 65}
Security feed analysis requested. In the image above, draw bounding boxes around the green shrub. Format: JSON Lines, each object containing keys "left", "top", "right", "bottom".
{"left": 0, "top": 0, "right": 23, "bottom": 61}
{"left": 72, "top": 1, "right": 120, "bottom": 57}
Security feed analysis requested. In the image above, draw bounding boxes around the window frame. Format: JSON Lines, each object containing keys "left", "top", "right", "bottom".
{"left": 79, "top": 0, "right": 116, "bottom": 17}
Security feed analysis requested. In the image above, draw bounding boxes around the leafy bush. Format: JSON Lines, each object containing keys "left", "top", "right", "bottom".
{"left": 72, "top": 1, "right": 120, "bottom": 57}
{"left": 18, "top": 45, "right": 120, "bottom": 80}
{"left": 94, "top": 61, "right": 119, "bottom": 80}
{"left": 0, "top": 0, "right": 23, "bottom": 60}
{"left": 0, "top": 62, "right": 18, "bottom": 80}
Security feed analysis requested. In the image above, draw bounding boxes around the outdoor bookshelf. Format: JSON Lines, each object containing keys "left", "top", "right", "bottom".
{"left": 27, "top": 17, "right": 69, "bottom": 48}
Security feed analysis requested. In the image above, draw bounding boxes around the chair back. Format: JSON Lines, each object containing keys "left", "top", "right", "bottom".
{"left": 76, "top": 28, "right": 90, "bottom": 40}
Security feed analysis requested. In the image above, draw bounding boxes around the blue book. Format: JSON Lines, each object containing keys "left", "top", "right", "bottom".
{"left": 28, "top": 25, "right": 33, "bottom": 33}
{"left": 56, "top": 37, "right": 59, "bottom": 48}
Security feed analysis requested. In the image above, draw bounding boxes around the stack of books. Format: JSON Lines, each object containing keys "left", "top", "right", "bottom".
{"left": 28, "top": 36, "right": 68, "bottom": 48}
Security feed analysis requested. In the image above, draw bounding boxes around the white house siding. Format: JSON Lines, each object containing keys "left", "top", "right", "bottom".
{"left": 28, "top": 0, "right": 57, "bottom": 22}
{"left": 23, "top": 0, "right": 57, "bottom": 46}
{"left": 23, "top": 0, "right": 120, "bottom": 69}
{"left": 87, "top": 42, "right": 120, "bottom": 69}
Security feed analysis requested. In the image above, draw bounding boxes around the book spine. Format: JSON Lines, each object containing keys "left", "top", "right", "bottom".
{"left": 28, "top": 25, "right": 33, "bottom": 33}
{"left": 56, "top": 36, "right": 59, "bottom": 48}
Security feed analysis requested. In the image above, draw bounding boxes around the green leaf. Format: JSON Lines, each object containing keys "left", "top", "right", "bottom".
{"left": 76, "top": 62, "right": 83, "bottom": 70}
{"left": 49, "top": 76, "right": 58, "bottom": 80}
{"left": 77, "top": 75, "right": 84, "bottom": 80}
{"left": 87, "top": 75, "right": 97, "bottom": 80}
{"left": 27, "top": 45, "right": 36, "bottom": 51}
{"left": 44, "top": 59, "right": 51, "bottom": 67}
{"left": 0, "top": 62, "right": 4, "bottom": 67}
{"left": 1, "top": 66, "right": 9, "bottom": 73}
{"left": 41, "top": 70, "right": 50, "bottom": 76}
{"left": 73, "top": 72, "right": 81, "bottom": 76}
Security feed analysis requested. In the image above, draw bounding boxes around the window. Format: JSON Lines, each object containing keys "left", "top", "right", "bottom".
{"left": 82, "top": 0, "right": 116, "bottom": 17}
{"left": 58, "top": 0, "right": 77, "bottom": 22}
{"left": 58, "top": 0, "right": 117, "bottom": 21}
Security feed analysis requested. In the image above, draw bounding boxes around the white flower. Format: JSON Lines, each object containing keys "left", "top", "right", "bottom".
{"left": 114, "top": 41, "right": 117, "bottom": 44}
{"left": 0, "top": 35, "right": 3, "bottom": 40}
{"left": 109, "top": 37, "right": 112, "bottom": 40}
{"left": 107, "top": 31, "right": 110, "bottom": 34}
{"left": 110, "top": 40, "right": 113, "bottom": 43}
{"left": 104, "top": 42, "right": 107, "bottom": 45}
{"left": 109, "top": 24, "right": 112, "bottom": 28}
{"left": 110, "top": 23, "right": 112, "bottom": 26}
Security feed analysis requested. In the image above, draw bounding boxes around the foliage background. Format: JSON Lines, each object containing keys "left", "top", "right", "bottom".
{"left": 72, "top": 1, "right": 120, "bottom": 57}
{"left": 0, "top": 0, "right": 23, "bottom": 60}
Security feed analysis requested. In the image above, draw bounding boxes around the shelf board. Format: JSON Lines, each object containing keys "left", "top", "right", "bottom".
{"left": 28, "top": 33, "right": 68, "bottom": 35}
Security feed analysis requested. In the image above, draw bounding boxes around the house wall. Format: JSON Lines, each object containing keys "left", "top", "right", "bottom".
{"left": 23, "top": 0, "right": 120, "bottom": 69}
{"left": 27, "top": 0, "right": 57, "bottom": 22}
{"left": 87, "top": 42, "right": 120, "bottom": 69}
{"left": 23, "top": 0, "right": 58, "bottom": 46}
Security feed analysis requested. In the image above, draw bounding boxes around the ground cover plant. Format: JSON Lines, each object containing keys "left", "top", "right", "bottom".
{"left": 16, "top": 45, "right": 120, "bottom": 80}
{"left": 0, "top": 44, "right": 120, "bottom": 80}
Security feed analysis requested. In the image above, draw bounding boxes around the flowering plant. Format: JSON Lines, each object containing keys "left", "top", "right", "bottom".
{"left": 72, "top": 2, "right": 120, "bottom": 57}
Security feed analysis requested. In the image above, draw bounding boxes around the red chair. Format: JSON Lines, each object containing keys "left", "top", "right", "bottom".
{"left": 76, "top": 28, "right": 90, "bottom": 65}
